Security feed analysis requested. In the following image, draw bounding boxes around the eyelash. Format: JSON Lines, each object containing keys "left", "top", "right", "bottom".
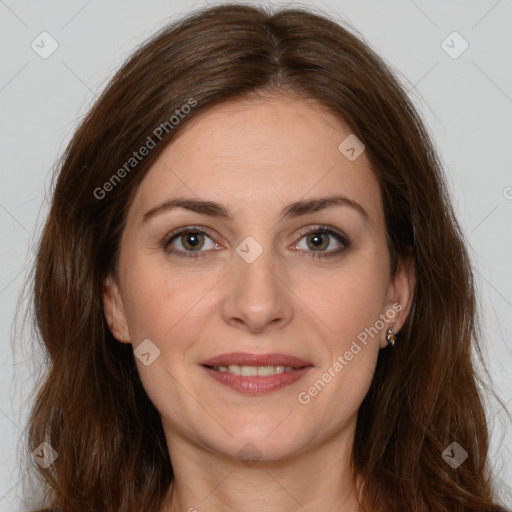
{"left": 162, "top": 224, "right": 351, "bottom": 261}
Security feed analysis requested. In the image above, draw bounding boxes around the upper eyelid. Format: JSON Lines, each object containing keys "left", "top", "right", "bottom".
{"left": 295, "top": 224, "right": 347, "bottom": 240}
{"left": 164, "top": 225, "right": 219, "bottom": 244}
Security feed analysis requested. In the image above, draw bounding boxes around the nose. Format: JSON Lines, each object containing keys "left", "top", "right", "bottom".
{"left": 221, "top": 241, "right": 294, "bottom": 334}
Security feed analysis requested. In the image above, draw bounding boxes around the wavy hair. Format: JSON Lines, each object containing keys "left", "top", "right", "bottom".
{"left": 25, "top": 3, "right": 509, "bottom": 511}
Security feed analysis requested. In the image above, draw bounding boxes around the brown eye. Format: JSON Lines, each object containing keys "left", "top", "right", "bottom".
{"left": 292, "top": 225, "right": 350, "bottom": 260}
{"left": 179, "top": 232, "right": 205, "bottom": 251}
{"left": 163, "top": 227, "right": 218, "bottom": 258}
{"left": 305, "top": 232, "right": 330, "bottom": 251}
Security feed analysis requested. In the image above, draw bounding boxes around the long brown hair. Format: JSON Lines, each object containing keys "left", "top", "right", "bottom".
{"left": 24, "top": 3, "right": 509, "bottom": 511}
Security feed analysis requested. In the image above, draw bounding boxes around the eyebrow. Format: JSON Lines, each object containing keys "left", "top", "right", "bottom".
{"left": 142, "top": 194, "right": 370, "bottom": 225}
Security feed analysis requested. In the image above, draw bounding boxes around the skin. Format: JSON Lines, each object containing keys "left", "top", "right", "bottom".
{"left": 103, "top": 94, "right": 414, "bottom": 512}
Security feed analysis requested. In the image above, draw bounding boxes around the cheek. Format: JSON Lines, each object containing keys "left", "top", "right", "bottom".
{"left": 121, "top": 253, "right": 214, "bottom": 340}
{"left": 296, "top": 325, "right": 379, "bottom": 436}
{"left": 305, "top": 256, "right": 391, "bottom": 348}
{"left": 291, "top": 262, "right": 388, "bottom": 417}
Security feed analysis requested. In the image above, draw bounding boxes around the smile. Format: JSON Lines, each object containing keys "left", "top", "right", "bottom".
{"left": 206, "top": 364, "right": 295, "bottom": 376}
{"left": 201, "top": 364, "right": 313, "bottom": 394}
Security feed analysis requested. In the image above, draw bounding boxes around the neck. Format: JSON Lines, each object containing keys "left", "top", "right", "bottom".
{"left": 159, "top": 418, "right": 362, "bottom": 512}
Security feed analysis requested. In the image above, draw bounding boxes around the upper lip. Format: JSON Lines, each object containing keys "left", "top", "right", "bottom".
{"left": 201, "top": 352, "right": 313, "bottom": 368}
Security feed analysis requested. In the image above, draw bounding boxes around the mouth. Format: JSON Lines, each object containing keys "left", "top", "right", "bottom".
{"left": 203, "top": 364, "right": 301, "bottom": 376}
{"left": 200, "top": 352, "right": 313, "bottom": 394}
{"left": 201, "top": 352, "right": 312, "bottom": 372}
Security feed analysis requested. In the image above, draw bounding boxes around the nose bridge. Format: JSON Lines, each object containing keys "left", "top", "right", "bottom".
{"left": 222, "top": 233, "right": 292, "bottom": 331}
{"left": 236, "top": 237, "right": 276, "bottom": 294}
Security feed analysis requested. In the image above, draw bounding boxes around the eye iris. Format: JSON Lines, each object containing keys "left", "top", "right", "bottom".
{"left": 308, "top": 233, "right": 328, "bottom": 250}
{"left": 182, "top": 232, "right": 204, "bottom": 251}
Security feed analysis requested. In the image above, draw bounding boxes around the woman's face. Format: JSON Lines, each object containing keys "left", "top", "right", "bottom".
{"left": 103, "top": 94, "right": 413, "bottom": 462}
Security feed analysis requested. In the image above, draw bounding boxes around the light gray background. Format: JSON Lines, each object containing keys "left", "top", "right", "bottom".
{"left": 0, "top": 0, "right": 511, "bottom": 510}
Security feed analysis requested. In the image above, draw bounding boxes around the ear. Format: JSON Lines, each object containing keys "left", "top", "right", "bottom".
{"left": 102, "top": 272, "right": 131, "bottom": 344}
{"left": 380, "top": 252, "right": 415, "bottom": 348}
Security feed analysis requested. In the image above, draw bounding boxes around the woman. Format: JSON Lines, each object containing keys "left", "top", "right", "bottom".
{"left": 26, "top": 3, "right": 510, "bottom": 511}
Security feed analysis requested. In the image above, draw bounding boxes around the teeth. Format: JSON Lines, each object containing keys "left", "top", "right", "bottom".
{"left": 214, "top": 365, "right": 294, "bottom": 376}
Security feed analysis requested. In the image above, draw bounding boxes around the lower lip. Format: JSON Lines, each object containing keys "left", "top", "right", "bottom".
{"left": 202, "top": 365, "right": 313, "bottom": 395}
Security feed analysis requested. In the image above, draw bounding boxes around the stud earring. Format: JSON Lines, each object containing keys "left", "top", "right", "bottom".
{"left": 385, "top": 325, "right": 396, "bottom": 346}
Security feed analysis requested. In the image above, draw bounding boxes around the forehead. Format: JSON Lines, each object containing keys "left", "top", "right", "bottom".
{"left": 126, "top": 94, "right": 383, "bottom": 227}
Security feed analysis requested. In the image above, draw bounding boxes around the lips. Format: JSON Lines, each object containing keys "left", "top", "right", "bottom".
{"left": 200, "top": 352, "right": 312, "bottom": 368}
{"left": 200, "top": 352, "right": 314, "bottom": 394}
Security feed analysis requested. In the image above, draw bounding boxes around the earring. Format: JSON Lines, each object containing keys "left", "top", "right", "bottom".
{"left": 385, "top": 325, "right": 396, "bottom": 346}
